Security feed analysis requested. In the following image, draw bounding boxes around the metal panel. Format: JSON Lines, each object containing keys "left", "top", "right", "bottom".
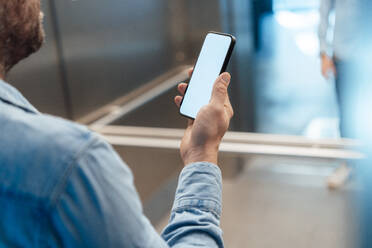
{"left": 111, "top": 87, "right": 186, "bottom": 128}
{"left": 53, "top": 0, "right": 175, "bottom": 119}
{"left": 181, "top": 0, "right": 224, "bottom": 61}
{"left": 7, "top": 1, "right": 68, "bottom": 117}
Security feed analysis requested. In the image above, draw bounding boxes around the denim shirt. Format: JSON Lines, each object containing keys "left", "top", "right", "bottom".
{"left": 318, "top": 0, "right": 360, "bottom": 60}
{"left": 0, "top": 79, "right": 224, "bottom": 247}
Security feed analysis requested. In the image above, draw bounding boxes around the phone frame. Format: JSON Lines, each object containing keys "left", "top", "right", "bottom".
{"left": 179, "top": 31, "right": 236, "bottom": 119}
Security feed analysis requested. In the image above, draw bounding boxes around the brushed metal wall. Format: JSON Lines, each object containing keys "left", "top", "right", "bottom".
{"left": 6, "top": 0, "right": 244, "bottom": 122}
{"left": 52, "top": 0, "right": 175, "bottom": 119}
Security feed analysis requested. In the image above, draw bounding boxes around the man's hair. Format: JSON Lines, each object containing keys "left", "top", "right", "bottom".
{"left": 0, "top": 0, "right": 44, "bottom": 75}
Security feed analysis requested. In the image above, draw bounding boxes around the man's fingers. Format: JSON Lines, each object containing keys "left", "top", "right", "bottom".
{"left": 174, "top": 96, "right": 196, "bottom": 127}
{"left": 174, "top": 96, "right": 183, "bottom": 108}
{"left": 188, "top": 68, "right": 194, "bottom": 77}
{"left": 225, "top": 95, "right": 234, "bottom": 118}
{"left": 177, "top": 83, "right": 188, "bottom": 95}
{"left": 210, "top": 72, "right": 231, "bottom": 106}
{"left": 187, "top": 119, "right": 194, "bottom": 128}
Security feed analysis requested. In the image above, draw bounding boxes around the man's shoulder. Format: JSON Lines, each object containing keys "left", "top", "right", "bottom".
{"left": 0, "top": 108, "right": 100, "bottom": 203}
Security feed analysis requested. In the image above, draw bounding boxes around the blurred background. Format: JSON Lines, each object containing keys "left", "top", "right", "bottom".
{"left": 7, "top": 0, "right": 372, "bottom": 247}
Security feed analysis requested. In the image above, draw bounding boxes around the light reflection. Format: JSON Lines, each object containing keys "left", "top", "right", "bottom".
{"left": 275, "top": 10, "right": 321, "bottom": 57}
{"left": 294, "top": 32, "right": 319, "bottom": 56}
{"left": 274, "top": 11, "right": 319, "bottom": 29}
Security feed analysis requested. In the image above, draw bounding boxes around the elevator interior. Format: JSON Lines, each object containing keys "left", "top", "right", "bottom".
{"left": 6, "top": 0, "right": 362, "bottom": 247}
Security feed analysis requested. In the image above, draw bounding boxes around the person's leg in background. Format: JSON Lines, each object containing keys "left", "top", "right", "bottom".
{"left": 327, "top": 58, "right": 353, "bottom": 189}
{"left": 334, "top": 59, "right": 352, "bottom": 139}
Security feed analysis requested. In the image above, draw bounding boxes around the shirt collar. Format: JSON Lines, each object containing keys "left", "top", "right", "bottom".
{"left": 0, "top": 79, "right": 38, "bottom": 114}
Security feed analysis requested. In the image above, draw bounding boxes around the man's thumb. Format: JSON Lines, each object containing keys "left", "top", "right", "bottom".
{"left": 210, "top": 72, "right": 231, "bottom": 105}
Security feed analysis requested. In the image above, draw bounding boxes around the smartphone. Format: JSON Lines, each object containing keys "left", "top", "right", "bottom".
{"left": 180, "top": 32, "right": 236, "bottom": 119}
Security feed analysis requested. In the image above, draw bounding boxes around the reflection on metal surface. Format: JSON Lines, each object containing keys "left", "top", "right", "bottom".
{"left": 87, "top": 66, "right": 190, "bottom": 128}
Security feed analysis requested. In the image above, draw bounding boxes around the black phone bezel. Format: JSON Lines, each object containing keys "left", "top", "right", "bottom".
{"left": 179, "top": 31, "right": 236, "bottom": 120}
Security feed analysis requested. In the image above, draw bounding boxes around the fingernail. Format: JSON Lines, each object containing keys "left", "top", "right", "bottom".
{"left": 221, "top": 73, "right": 230, "bottom": 83}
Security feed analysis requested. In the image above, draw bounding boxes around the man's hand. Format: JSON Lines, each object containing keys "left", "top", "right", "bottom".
{"left": 321, "top": 54, "right": 336, "bottom": 79}
{"left": 174, "top": 68, "right": 234, "bottom": 166}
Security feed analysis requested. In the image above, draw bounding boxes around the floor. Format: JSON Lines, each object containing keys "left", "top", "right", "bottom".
{"left": 156, "top": 157, "right": 358, "bottom": 248}
{"left": 221, "top": 158, "right": 358, "bottom": 248}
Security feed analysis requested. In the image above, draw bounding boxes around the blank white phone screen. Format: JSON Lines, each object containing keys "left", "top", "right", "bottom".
{"left": 180, "top": 33, "right": 232, "bottom": 119}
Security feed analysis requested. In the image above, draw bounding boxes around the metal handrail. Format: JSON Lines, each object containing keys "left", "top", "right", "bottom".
{"left": 99, "top": 132, "right": 363, "bottom": 160}
{"left": 94, "top": 125, "right": 360, "bottom": 149}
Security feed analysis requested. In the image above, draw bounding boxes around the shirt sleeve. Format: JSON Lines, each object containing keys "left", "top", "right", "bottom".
{"left": 48, "top": 135, "right": 224, "bottom": 248}
{"left": 161, "top": 162, "right": 224, "bottom": 248}
{"left": 318, "top": 0, "right": 335, "bottom": 56}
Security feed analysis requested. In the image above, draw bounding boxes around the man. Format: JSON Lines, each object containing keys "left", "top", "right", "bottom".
{"left": 318, "top": 0, "right": 359, "bottom": 188}
{"left": 318, "top": 0, "right": 359, "bottom": 137}
{"left": 0, "top": 1, "right": 233, "bottom": 247}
